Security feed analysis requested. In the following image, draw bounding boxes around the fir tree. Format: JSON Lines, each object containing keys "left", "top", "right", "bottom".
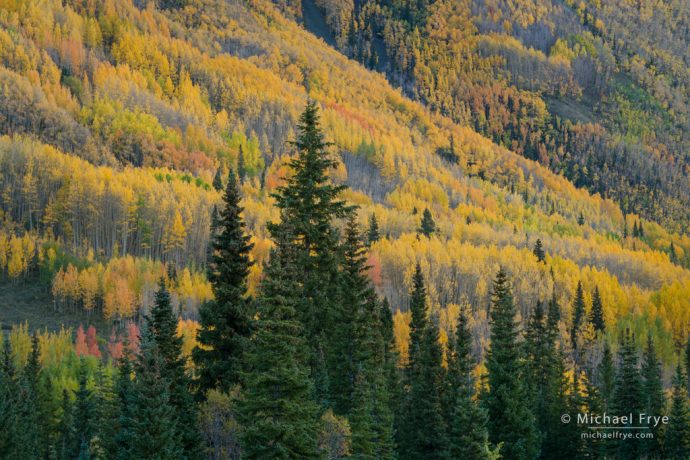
{"left": 664, "top": 363, "right": 690, "bottom": 459}
{"left": 194, "top": 168, "right": 254, "bottom": 394}
{"left": 237, "top": 145, "right": 246, "bottom": 184}
{"left": 598, "top": 341, "right": 616, "bottom": 411}
{"left": 238, "top": 224, "right": 320, "bottom": 459}
{"left": 130, "top": 330, "right": 181, "bottom": 459}
{"left": 533, "top": 238, "right": 546, "bottom": 263}
{"left": 57, "top": 388, "right": 76, "bottom": 460}
{"left": 483, "top": 268, "right": 539, "bottom": 460}
{"left": 589, "top": 286, "right": 605, "bottom": 333}
{"left": 640, "top": 334, "right": 665, "bottom": 457}
{"left": 212, "top": 166, "right": 223, "bottom": 191}
{"left": 114, "top": 349, "right": 135, "bottom": 460}
{"left": 686, "top": 336, "right": 690, "bottom": 397}
{"left": 399, "top": 264, "right": 448, "bottom": 460}
{"left": 670, "top": 241, "right": 678, "bottom": 264}
{"left": 268, "top": 101, "right": 352, "bottom": 409}
{"left": 150, "top": 278, "right": 202, "bottom": 458}
{"left": 418, "top": 208, "right": 436, "bottom": 237}
{"left": 577, "top": 212, "right": 585, "bottom": 226}
{"left": 341, "top": 217, "right": 396, "bottom": 458}
{"left": 330, "top": 215, "right": 369, "bottom": 414}
{"left": 366, "top": 213, "right": 380, "bottom": 246}
{"left": 612, "top": 329, "right": 643, "bottom": 458}
{"left": 570, "top": 281, "right": 586, "bottom": 350}
{"left": 72, "top": 361, "right": 97, "bottom": 458}
{"left": 447, "top": 307, "right": 491, "bottom": 459}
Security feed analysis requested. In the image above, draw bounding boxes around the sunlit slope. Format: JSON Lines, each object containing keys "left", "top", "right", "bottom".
{"left": 0, "top": 0, "right": 688, "bottom": 359}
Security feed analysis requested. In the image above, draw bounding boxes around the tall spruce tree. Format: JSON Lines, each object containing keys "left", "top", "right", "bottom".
{"left": 447, "top": 307, "right": 491, "bottom": 459}
{"left": 533, "top": 238, "right": 546, "bottom": 263}
{"left": 524, "top": 301, "right": 559, "bottom": 458}
{"left": 72, "top": 361, "right": 97, "bottom": 458}
{"left": 571, "top": 281, "right": 586, "bottom": 350}
{"left": 665, "top": 363, "right": 690, "bottom": 459}
{"left": 341, "top": 216, "right": 396, "bottom": 458}
{"left": 238, "top": 224, "right": 321, "bottom": 459}
{"left": 367, "top": 213, "right": 380, "bottom": 246}
{"left": 268, "top": 101, "right": 351, "bottom": 405}
{"left": 598, "top": 340, "right": 616, "bottom": 410}
{"left": 150, "top": 278, "right": 202, "bottom": 458}
{"left": 418, "top": 208, "right": 436, "bottom": 237}
{"left": 130, "top": 330, "right": 181, "bottom": 459}
{"left": 194, "top": 168, "right": 254, "bottom": 394}
{"left": 612, "top": 329, "right": 643, "bottom": 458}
{"left": 640, "top": 334, "right": 665, "bottom": 457}
{"left": 237, "top": 145, "right": 246, "bottom": 184}
{"left": 589, "top": 286, "right": 605, "bottom": 333}
{"left": 399, "top": 264, "right": 448, "bottom": 460}
{"left": 483, "top": 267, "right": 539, "bottom": 460}
{"left": 685, "top": 336, "right": 690, "bottom": 397}
{"left": 114, "top": 349, "right": 135, "bottom": 460}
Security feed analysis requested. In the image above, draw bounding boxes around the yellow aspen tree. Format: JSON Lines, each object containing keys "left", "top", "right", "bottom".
{"left": 163, "top": 209, "right": 187, "bottom": 264}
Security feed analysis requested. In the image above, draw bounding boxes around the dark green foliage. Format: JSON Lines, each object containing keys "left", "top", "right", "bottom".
{"left": 367, "top": 213, "right": 381, "bottom": 246}
{"left": 399, "top": 264, "right": 448, "bottom": 460}
{"left": 150, "top": 278, "right": 202, "bottom": 458}
{"left": 194, "top": 168, "right": 254, "bottom": 394}
{"left": 612, "top": 329, "right": 643, "bottom": 458}
{"left": 237, "top": 224, "right": 321, "bottom": 459}
{"left": 237, "top": 145, "right": 246, "bottom": 184}
{"left": 447, "top": 307, "right": 491, "bottom": 459}
{"left": 686, "top": 336, "right": 690, "bottom": 397}
{"left": 57, "top": 389, "right": 76, "bottom": 460}
{"left": 664, "top": 363, "right": 690, "bottom": 459}
{"left": 114, "top": 351, "right": 135, "bottom": 460}
{"left": 640, "top": 334, "right": 665, "bottom": 457}
{"left": 533, "top": 238, "right": 545, "bottom": 263}
{"left": 72, "top": 361, "right": 97, "bottom": 457}
{"left": 598, "top": 340, "right": 616, "bottom": 411}
{"left": 330, "top": 215, "right": 369, "bottom": 414}
{"left": 212, "top": 167, "right": 223, "bottom": 191}
{"left": 0, "top": 339, "right": 40, "bottom": 460}
{"left": 339, "top": 216, "right": 396, "bottom": 458}
{"left": 418, "top": 208, "right": 436, "bottom": 237}
{"left": 130, "top": 331, "right": 181, "bottom": 459}
{"left": 524, "top": 301, "right": 559, "bottom": 458}
{"left": 570, "top": 281, "right": 586, "bottom": 349}
{"left": 269, "top": 101, "right": 351, "bottom": 342}
{"left": 483, "top": 267, "right": 539, "bottom": 460}
{"left": 589, "top": 286, "right": 605, "bottom": 333}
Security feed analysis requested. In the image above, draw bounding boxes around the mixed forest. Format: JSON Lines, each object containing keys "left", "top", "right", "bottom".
{"left": 0, "top": 0, "right": 689, "bottom": 458}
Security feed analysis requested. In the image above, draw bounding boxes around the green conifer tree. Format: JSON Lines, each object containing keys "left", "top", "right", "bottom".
{"left": 589, "top": 286, "right": 605, "bottom": 333}
{"left": 483, "top": 267, "right": 539, "bottom": 460}
{"left": 367, "top": 213, "right": 381, "bottom": 246}
{"left": 640, "top": 334, "right": 665, "bottom": 457}
{"left": 399, "top": 264, "right": 448, "bottom": 460}
{"left": 664, "top": 363, "right": 690, "bottom": 459}
{"left": 130, "top": 331, "right": 181, "bottom": 459}
{"left": 533, "top": 238, "right": 546, "bottom": 263}
{"left": 194, "top": 168, "right": 254, "bottom": 393}
{"left": 571, "top": 281, "right": 586, "bottom": 350}
{"left": 418, "top": 208, "right": 436, "bottom": 237}
{"left": 612, "top": 329, "right": 643, "bottom": 458}
{"left": 447, "top": 307, "right": 491, "bottom": 459}
{"left": 238, "top": 224, "right": 321, "bottom": 459}
{"left": 150, "top": 278, "right": 202, "bottom": 458}
{"left": 212, "top": 166, "right": 223, "bottom": 191}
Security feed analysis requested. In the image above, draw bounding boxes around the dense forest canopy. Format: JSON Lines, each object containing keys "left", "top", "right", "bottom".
{"left": 0, "top": 0, "right": 688, "bottom": 458}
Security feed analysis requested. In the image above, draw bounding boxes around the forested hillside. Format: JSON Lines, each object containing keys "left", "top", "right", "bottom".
{"left": 0, "top": 0, "right": 689, "bottom": 458}
{"left": 286, "top": 0, "right": 690, "bottom": 233}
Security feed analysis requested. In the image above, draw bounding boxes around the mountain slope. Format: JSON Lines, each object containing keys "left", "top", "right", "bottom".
{"left": 0, "top": 0, "right": 688, "bottom": 361}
